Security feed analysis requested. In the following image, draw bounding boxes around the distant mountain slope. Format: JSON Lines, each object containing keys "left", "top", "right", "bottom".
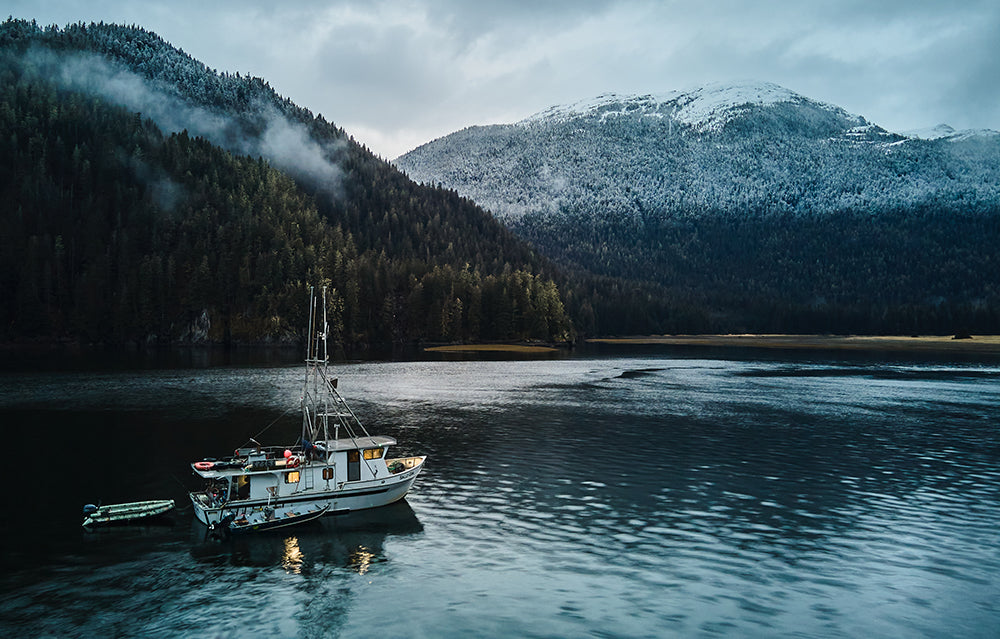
{"left": 395, "top": 82, "right": 1000, "bottom": 335}
{"left": 396, "top": 81, "right": 1000, "bottom": 222}
{"left": 0, "top": 19, "right": 572, "bottom": 345}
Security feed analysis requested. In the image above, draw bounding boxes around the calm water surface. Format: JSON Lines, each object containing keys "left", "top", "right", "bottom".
{"left": 1, "top": 351, "right": 999, "bottom": 637}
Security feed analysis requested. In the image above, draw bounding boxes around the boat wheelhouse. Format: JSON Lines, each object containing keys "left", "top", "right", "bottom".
{"left": 189, "top": 288, "right": 426, "bottom": 527}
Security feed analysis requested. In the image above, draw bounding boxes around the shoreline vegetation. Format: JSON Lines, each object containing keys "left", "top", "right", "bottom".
{"left": 5, "top": 335, "right": 1000, "bottom": 359}
{"left": 425, "top": 334, "right": 1000, "bottom": 356}
{"left": 424, "top": 344, "right": 558, "bottom": 353}
{"left": 586, "top": 334, "right": 1000, "bottom": 353}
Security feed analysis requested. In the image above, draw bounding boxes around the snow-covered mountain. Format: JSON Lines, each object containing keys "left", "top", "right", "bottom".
{"left": 395, "top": 81, "right": 1000, "bottom": 223}
{"left": 903, "top": 123, "right": 1000, "bottom": 142}
{"left": 527, "top": 81, "right": 863, "bottom": 132}
{"left": 394, "top": 82, "right": 1000, "bottom": 334}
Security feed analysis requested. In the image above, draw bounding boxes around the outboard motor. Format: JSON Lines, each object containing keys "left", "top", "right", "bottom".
{"left": 208, "top": 513, "right": 236, "bottom": 540}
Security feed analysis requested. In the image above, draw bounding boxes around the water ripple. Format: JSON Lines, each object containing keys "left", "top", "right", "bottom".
{"left": 2, "top": 356, "right": 999, "bottom": 637}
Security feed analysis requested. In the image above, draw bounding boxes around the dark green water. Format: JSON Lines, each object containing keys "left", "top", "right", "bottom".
{"left": 1, "top": 351, "right": 998, "bottom": 637}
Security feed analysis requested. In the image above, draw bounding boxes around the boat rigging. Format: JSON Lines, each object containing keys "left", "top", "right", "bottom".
{"left": 188, "top": 287, "right": 426, "bottom": 529}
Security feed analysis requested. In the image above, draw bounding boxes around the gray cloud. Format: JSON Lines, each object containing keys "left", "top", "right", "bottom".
{"left": 7, "top": 0, "right": 999, "bottom": 158}
{"left": 48, "top": 47, "right": 232, "bottom": 137}
{"left": 257, "top": 106, "right": 344, "bottom": 193}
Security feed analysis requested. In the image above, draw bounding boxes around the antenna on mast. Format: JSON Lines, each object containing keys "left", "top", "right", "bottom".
{"left": 322, "top": 286, "right": 328, "bottom": 363}
{"left": 306, "top": 286, "right": 315, "bottom": 362}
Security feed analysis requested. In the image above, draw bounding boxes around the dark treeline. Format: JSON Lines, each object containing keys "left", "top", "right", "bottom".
{"left": 516, "top": 204, "right": 1000, "bottom": 335}
{"left": 0, "top": 20, "right": 573, "bottom": 346}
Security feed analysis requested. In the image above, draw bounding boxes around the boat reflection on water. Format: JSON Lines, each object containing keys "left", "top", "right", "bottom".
{"left": 189, "top": 500, "right": 422, "bottom": 574}
{"left": 282, "top": 536, "right": 305, "bottom": 574}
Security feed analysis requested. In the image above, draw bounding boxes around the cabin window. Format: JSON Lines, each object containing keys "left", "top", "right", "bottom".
{"left": 363, "top": 448, "right": 385, "bottom": 460}
{"left": 322, "top": 467, "right": 334, "bottom": 480}
{"left": 237, "top": 475, "right": 250, "bottom": 499}
{"left": 347, "top": 450, "right": 361, "bottom": 481}
{"left": 285, "top": 470, "right": 300, "bottom": 484}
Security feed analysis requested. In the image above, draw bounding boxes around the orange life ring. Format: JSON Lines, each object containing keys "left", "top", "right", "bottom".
{"left": 286, "top": 456, "right": 300, "bottom": 468}
{"left": 194, "top": 461, "right": 214, "bottom": 471}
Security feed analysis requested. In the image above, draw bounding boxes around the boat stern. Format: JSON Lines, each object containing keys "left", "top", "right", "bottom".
{"left": 189, "top": 491, "right": 223, "bottom": 526}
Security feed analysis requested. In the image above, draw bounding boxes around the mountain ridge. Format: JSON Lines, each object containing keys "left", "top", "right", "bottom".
{"left": 0, "top": 18, "right": 574, "bottom": 345}
{"left": 394, "top": 81, "right": 1000, "bottom": 335}
{"left": 395, "top": 81, "right": 1000, "bottom": 222}
{"left": 521, "top": 81, "right": 867, "bottom": 133}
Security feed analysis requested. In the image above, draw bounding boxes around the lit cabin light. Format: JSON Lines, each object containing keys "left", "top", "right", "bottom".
{"left": 285, "top": 470, "right": 300, "bottom": 484}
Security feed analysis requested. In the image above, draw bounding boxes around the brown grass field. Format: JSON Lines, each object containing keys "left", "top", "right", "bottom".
{"left": 586, "top": 334, "right": 1000, "bottom": 353}
{"left": 424, "top": 344, "right": 558, "bottom": 354}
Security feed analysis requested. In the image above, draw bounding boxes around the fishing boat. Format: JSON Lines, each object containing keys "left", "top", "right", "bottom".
{"left": 188, "top": 287, "right": 426, "bottom": 527}
{"left": 211, "top": 504, "right": 330, "bottom": 537}
{"left": 82, "top": 499, "right": 175, "bottom": 528}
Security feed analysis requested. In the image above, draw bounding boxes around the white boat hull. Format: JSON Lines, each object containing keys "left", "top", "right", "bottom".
{"left": 190, "top": 460, "right": 424, "bottom": 526}
{"left": 189, "top": 288, "right": 428, "bottom": 528}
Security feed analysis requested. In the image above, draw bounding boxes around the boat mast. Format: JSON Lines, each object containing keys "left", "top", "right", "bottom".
{"left": 301, "top": 285, "right": 374, "bottom": 449}
{"left": 321, "top": 286, "right": 335, "bottom": 442}
{"left": 302, "top": 286, "right": 333, "bottom": 446}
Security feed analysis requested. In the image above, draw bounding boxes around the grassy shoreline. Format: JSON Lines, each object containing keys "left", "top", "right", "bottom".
{"left": 424, "top": 344, "right": 558, "bottom": 354}
{"left": 586, "top": 334, "right": 1000, "bottom": 353}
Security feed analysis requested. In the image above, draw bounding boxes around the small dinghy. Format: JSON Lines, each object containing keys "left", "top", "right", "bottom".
{"left": 82, "top": 499, "right": 176, "bottom": 528}
{"left": 210, "top": 504, "right": 330, "bottom": 538}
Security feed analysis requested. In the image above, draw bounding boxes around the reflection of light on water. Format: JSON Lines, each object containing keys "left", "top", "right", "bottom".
{"left": 349, "top": 546, "right": 375, "bottom": 575}
{"left": 282, "top": 536, "right": 303, "bottom": 574}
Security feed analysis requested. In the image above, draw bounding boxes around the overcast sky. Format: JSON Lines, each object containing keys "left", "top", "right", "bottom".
{"left": 9, "top": 1, "right": 1000, "bottom": 159}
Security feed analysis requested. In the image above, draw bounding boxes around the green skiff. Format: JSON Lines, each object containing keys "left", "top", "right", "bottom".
{"left": 82, "top": 499, "right": 175, "bottom": 528}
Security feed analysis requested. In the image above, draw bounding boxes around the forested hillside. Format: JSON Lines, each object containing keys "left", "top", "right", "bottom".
{"left": 0, "top": 19, "right": 572, "bottom": 346}
{"left": 397, "top": 83, "right": 1000, "bottom": 335}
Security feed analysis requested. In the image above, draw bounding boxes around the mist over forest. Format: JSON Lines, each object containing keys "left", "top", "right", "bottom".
{"left": 1, "top": 19, "right": 571, "bottom": 347}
